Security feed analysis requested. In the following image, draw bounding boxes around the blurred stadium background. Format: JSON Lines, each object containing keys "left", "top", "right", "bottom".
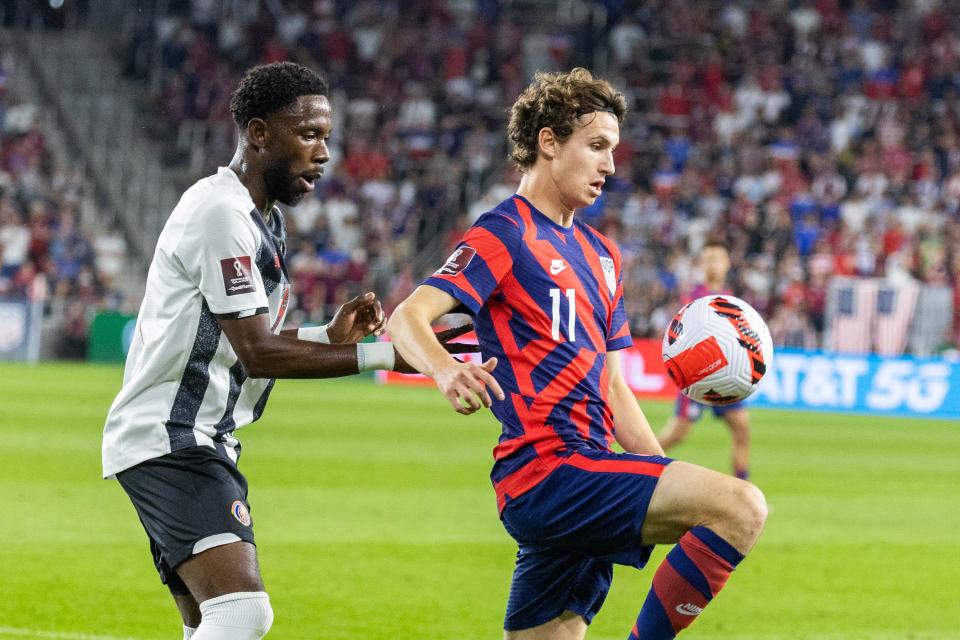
{"left": 0, "top": 0, "right": 958, "bottom": 638}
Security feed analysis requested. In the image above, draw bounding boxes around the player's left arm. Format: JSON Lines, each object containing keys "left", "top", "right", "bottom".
{"left": 607, "top": 349, "right": 665, "bottom": 456}
{"left": 602, "top": 242, "right": 662, "bottom": 454}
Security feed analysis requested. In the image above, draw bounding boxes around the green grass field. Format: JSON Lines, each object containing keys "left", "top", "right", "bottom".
{"left": 1, "top": 361, "right": 958, "bottom": 639}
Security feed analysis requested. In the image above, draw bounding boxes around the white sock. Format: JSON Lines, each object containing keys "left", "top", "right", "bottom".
{"left": 192, "top": 591, "right": 273, "bottom": 639}
{"left": 183, "top": 625, "right": 196, "bottom": 639}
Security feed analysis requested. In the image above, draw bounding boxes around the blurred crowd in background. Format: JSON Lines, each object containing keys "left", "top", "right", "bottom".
{"left": 3, "top": 0, "right": 960, "bottom": 356}
{"left": 592, "top": 0, "right": 960, "bottom": 352}
{"left": 0, "top": 52, "right": 128, "bottom": 357}
{"left": 116, "top": 0, "right": 529, "bottom": 324}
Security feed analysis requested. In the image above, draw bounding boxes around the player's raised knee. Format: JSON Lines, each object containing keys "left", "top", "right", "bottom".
{"left": 730, "top": 480, "right": 767, "bottom": 546}
{"left": 698, "top": 475, "right": 767, "bottom": 553}
{"left": 743, "top": 481, "right": 768, "bottom": 526}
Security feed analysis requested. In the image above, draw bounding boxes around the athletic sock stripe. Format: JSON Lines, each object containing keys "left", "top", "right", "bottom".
{"left": 634, "top": 588, "right": 676, "bottom": 639}
{"left": 652, "top": 559, "right": 710, "bottom": 633}
{"left": 691, "top": 525, "right": 745, "bottom": 566}
{"left": 632, "top": 529, "right": 744, "bottom": 639}
{"left": 679, "top": 533, "right": 736, "bottom": 598}
{"left": 665, "top": 545, "right": 713, "bottom": 601}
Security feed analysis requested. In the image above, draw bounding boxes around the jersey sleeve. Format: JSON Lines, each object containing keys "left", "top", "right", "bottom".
{"left": 607, "top": 245, "right": 633, "bottom": 351}
{"left": 175, "top": 203, "right": 269, "bottom": 317}
{"left": 422, "top": 212, "right": 520, "bottom": 314}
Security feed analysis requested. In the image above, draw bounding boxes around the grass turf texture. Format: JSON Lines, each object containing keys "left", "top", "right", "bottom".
{"left": 1, "top": 361, "right": 958, "bottom": 640}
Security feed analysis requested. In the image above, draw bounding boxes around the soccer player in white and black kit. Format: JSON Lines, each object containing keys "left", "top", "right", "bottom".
{"left": 103, "top": 63, "right": 471, "bottom": 640}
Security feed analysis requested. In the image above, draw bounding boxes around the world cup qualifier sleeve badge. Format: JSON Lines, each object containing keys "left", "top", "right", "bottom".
{"left": 220, "top": 256, "right": 257, "bottom": 296}
{"left": 435, "top": 246, "right": 477, "bottom": 277}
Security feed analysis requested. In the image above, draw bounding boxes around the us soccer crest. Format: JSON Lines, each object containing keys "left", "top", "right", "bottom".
{"left": 599, "top": 257, "right": 616, "bottom": 295}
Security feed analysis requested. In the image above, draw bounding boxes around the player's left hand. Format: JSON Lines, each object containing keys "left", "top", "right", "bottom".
{"left": 431, "top": 356, "right": 504, "bottom": 415}
{"left": 326, "top": 292, "right": 386, "bottom": 343}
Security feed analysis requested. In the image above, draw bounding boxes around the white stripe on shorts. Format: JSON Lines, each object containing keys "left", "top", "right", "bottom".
{"left": 192, "top": 533, "right": 242, "bottom": 555}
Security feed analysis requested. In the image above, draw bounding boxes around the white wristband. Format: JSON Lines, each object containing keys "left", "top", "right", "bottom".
{"left": 298, "top": 324, "right": 330, "bottom": 344}
{"left": 357, "top": 342, "right": 395, "bottom": 372}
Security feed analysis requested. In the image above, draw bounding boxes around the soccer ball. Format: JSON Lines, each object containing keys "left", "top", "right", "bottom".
{"left": 661, "top": 295, "right": 774, "bottom": 405}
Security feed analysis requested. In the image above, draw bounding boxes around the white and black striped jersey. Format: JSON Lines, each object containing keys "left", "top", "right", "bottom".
{"left": 102, "top": 167, "right": 292, "bottom": 478}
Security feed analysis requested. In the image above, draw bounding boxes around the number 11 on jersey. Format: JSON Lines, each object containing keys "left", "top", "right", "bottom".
{"left": 550, "top": 288, "right": 577, "bottom": 342}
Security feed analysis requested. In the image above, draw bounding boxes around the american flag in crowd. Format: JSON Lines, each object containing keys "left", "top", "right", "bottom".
{"left": 828, "top": 278, "right": 877, "bottom": 354}
{"left": 873, "top": 280, "right": 919, "bottom": 356}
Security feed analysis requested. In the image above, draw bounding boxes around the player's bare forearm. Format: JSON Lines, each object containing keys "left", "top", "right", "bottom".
{"left": 215, "top": 293, "right": 394, "bottom": 378}
{"left": 387, "top": 286, "right": 462, "bottom": 377}
{"left": 235, "top": 333, "right": 363, "bottom": 378}
{"left": 607, "top": 350, "right": 665, "bottom": 456}
{"left": 610, "top": 382, "right": 664, "bottom": 455}
{"left": 388, "top": 285, "right": 504, "bottom": 415}
{"left": 218, "top": 314, "right": 379, "bottom": 378}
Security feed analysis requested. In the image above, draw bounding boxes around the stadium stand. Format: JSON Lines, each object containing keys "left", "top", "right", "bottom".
{"left": 3, "top": 0, "right": 959, "bottom": 355}
{"left": 592, "top": 1, "right": 960, "bottom": 354}
{"left": 0, "top": 46, "right": 130, "bottom": 359}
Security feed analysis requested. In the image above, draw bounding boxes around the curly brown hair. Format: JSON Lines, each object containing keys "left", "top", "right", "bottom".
{"left": 507, "top": 67, "right": 627, "bottom": 171}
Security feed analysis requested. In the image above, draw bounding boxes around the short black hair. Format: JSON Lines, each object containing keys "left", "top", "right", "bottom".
{"left": 229, "top": 62, "right": 328, "bottom": 128}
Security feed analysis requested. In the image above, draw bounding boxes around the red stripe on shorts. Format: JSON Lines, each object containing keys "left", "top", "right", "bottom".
{"left": 565, "top": 452, "right": 666, "bottom": 477}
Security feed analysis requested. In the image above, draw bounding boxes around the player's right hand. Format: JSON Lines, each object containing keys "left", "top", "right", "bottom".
{"left": 326, "top": 292, "right": 385, "bottom": 343}
{"left": 434, "top": 357, "right": 505, "bottom": 415}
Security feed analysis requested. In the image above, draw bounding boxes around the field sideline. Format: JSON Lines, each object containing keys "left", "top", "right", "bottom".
{"left": 1, "top": 361, "right": 958, "bottom": 639}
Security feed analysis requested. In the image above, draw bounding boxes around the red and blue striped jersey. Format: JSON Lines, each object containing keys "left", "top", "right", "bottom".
{"left": 424, "top": 195, "right": 633, "bottom": 510}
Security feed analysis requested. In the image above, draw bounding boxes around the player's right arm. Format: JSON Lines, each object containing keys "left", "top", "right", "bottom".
{"left": 177, "top": 201, "right": 471, "bottom": 379}
{"left": 219, "top": 294, "right": 475, "bottom": 379}
{"left": 219, "top": 311, "right": 382, "bottom": 378}
{"left": 388, "top": 285, "right": 504, "bottom": 415}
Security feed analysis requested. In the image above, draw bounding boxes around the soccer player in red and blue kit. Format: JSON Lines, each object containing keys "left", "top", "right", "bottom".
{"left": 388, "top": 68, "right": 767, "bottom": 640}
{"left": 658, "top": 242, "right": 753, "bottom": 480}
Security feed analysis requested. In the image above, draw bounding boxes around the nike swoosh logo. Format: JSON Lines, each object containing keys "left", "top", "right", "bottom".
{"left": 550, "top": 263, "right": 566, "bottom": 275}
{"left": 675, "top": 603, "right": 703, "bottom": 616}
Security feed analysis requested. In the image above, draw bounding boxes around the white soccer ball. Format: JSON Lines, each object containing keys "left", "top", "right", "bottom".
{"left": 661, "top": 295, "right": 774, "bottom": 405}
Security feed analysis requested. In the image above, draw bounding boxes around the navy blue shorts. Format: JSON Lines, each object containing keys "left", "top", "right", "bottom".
{"left": 675, "top": 392, "right": 746, "bottom": 422}
{"left": 498, "top": 449, "right": 673, "bottom": 631}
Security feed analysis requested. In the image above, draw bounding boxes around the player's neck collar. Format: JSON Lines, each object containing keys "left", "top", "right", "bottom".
{"left": 514, "top": 194, "right": 576, "bottom": 232}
